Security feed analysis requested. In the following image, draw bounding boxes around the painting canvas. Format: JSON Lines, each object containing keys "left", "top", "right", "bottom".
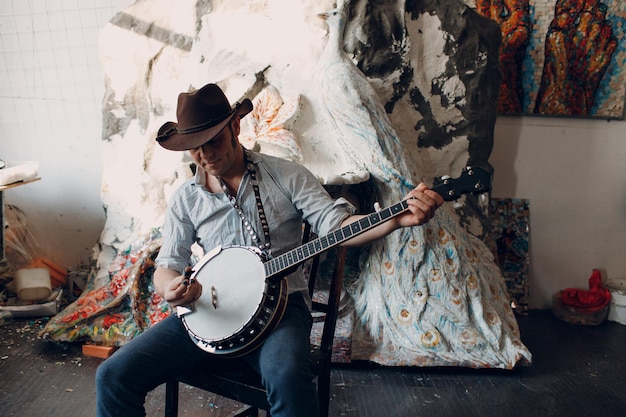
{"left": 489, "top": 198, "right": 531, "bottom": 315}
{"left": 476, "top": 0, "right": 626, "bottom": 119}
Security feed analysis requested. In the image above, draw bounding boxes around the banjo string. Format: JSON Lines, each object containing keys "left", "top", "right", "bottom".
{"left": 195, "top": 267, "right": 261, "bottom": 295}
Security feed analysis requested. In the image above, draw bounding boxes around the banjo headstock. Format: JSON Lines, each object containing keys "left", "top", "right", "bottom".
{"left": 431, "top": 166, "right": 492, "bottom": 201}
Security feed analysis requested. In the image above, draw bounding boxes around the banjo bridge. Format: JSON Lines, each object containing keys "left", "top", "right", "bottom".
{"left": 211, "top": 286, "right": 218, "bottom": 309}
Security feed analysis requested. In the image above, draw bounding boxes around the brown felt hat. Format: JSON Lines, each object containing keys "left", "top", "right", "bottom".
{"left": 156, "top": 83, "right": 253, "bottom": 151}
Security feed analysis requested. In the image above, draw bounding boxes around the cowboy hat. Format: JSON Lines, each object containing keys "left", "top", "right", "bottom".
{"left": 156, "top": 83, "right": 253, "bottom": 151}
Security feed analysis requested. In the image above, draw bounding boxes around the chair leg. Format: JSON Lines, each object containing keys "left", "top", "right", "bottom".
{"left": 164, "top": 379, "right": 179, "bottom": 417}
{"left": 317, "top": 366, "right": 331, "bottom": 417}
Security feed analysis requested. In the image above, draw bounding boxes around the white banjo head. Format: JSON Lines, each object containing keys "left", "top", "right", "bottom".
{"left": 183, "top": 246, "right": 266, "bottom": 343}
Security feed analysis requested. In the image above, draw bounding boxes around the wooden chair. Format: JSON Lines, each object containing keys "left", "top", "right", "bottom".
{"left": 164, "top": 223, "right": 347, "bottom": 417}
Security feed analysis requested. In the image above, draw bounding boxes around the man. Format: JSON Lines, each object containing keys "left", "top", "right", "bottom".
{"left": 95, "top": 83, "right": 443, "bottom": 417}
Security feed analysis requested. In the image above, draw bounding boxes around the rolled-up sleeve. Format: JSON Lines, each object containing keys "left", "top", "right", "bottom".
{"left": 156, "top": 188, "right": 197, "bottom": 273}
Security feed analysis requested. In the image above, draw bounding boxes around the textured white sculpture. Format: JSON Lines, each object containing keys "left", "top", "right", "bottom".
{"left": 316, "top": 5, "right": 530, "bottom": 368}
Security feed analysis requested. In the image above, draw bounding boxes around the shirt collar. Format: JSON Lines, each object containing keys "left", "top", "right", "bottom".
{"left": 193, "top": 165, "right": 207, "bottom": 187}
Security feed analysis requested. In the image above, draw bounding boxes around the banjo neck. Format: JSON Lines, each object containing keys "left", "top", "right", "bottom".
{"left": 263, "top": 166, "right": 491, "bottom": 283}
{"left": 264, "top": 198, "right": 409, "bottom": 283}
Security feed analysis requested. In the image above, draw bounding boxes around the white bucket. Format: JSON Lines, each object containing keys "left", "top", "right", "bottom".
{"left": 14, "top": 268, "right": 52, "bottom": 301}
{"left": 606, "top": 278, "right": 626, "bottom": 325}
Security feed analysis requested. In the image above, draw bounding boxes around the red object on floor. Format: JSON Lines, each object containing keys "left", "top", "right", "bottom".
{"left": 82, "top": 344, "right": 118, "bottom": 359}
{"left": 560, "top": 269, "right": 611, "bottom": 312}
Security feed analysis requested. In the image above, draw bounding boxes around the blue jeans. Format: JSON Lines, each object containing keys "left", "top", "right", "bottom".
{"left": 96, "top": 291, "right": 318, "bottom": 417}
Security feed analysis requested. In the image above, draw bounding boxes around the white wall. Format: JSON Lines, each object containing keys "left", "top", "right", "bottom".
{"left": 490, "top": 116, "right": 626, "bottom": 308}
{"left": 1, "top": 1, "right": 625, "bottom": 308}
{"left": 0, "top": 0, "right": 133, "bottom": 268}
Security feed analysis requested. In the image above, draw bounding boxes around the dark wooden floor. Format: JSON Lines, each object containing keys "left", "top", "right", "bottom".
{"left": 1, "top": 310, "right": 625, "bottom": 417}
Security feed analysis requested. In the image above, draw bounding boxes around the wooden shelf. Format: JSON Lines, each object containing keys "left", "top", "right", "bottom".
{"left": 0, "top": 177, "right": 41, "bottom": 192}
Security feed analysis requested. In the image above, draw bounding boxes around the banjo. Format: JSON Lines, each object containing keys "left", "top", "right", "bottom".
{"left": 177, "top": 166, "right": 492, "bottom": 356}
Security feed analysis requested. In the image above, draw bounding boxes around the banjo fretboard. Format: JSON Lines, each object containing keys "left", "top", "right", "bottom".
{"left": 264, "top": 199, "right": 410, "bottom": 281}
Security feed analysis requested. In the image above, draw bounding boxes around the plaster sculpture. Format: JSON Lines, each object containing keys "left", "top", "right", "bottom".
{"left": 318, "top": 4, "right": 529, "bottom": 367}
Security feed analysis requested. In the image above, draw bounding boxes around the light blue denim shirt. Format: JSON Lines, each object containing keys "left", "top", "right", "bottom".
{"left": 156, "top": 151, "right": 355, "bottom": 294}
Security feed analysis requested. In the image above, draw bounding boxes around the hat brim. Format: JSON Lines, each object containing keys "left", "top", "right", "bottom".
{"left": 157, "top": 99, "right": 253, "bottom": 151}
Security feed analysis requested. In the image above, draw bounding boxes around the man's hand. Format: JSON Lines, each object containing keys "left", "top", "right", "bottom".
{"left": 395, "top": 183, "right": 444, "bottom": 227}
{"left": 156, "top": 267, "right": 203, "bottom": 307}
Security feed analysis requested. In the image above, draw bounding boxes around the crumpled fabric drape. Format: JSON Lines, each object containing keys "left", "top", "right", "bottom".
{"left": 560, "top": 269, "right": 611, "bottom": 311}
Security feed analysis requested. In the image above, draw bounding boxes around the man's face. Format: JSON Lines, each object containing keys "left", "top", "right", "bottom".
{"left": 190, "top": 117, "right": 242, "bottom": 178}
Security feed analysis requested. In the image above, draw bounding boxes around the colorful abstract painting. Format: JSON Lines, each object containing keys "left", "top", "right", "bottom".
{"left": 489, "top": 198, "right": 530, "bottom": 315}
{"left": 476, "top": 0, "right": 626, "bottom": 119}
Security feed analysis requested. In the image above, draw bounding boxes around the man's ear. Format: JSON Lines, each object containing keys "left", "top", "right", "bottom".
{"left": 231, "top": 116, "right": 241, "bottom": 135}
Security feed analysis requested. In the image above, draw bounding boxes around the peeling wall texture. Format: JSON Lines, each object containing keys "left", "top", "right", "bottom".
{"left": 344, "top": 0, "right": 501, "bottom": 237}
{"left": 90, "top": 0, "right": 531, "bottom": 367}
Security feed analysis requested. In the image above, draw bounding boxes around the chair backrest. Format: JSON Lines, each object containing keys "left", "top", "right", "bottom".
{"left": 303, "top": 221, "right": 346, "bottom": 362}
{"left": 165, "top": 222, "right": 346, "bottom": 417}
